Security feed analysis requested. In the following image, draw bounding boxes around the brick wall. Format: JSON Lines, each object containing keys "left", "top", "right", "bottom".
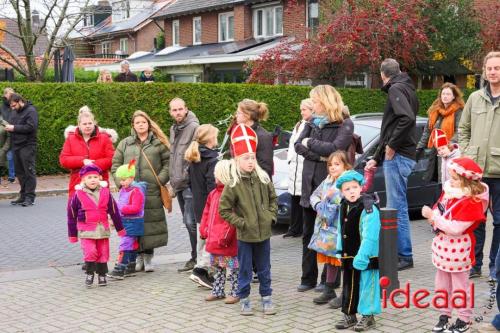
{"left": 234, "top": 4, "right": 252, "bottom": 41}
{"left": 283, "top": 0, "right": 307, "bottom": 41}
{"left": 179, "top": 15, "right": 193, "bottom": 46}
{"left": 136, "top": 20, "right": 162, "bottom": 52}
{"left": 200, "top": 12, "right": 219, "bottom": 44}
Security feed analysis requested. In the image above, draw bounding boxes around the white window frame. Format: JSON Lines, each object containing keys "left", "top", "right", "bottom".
{"left": 172, "top": 19, "right": 180, "bottom": 46}
{"left": 112, "top": 0, "right": 130, "bottom": 22}
{"left": 253, "top": 5, "right": 283, "bottom": 38}
{"left": 101, "top": 41, "right": 111, "bottom": 55}
{"left": 218, "top": 12, "right": 234, "bottom": 42}
{"left": 119, "top": 38, "right": 128, "bottom": 54}
{"left": 83, "top": 13, "right": 94, "bottom": 27}
{"left": 192, "top": 17, "right": 201, "bottom": 45}
{"left": 306, "top": 0, "right": 319, "bottom": 39}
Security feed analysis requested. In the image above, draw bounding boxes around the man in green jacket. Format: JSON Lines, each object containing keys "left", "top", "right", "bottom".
{"left": 458, "top": 51, "right": 500, "bottom": 280}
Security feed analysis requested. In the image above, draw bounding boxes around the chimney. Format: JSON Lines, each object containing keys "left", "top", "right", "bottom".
{"left": 97, "top": 0, "right": 110, "bottom": 6}
{"left": 32, "top": 10, "right": 40, "bottom": 25}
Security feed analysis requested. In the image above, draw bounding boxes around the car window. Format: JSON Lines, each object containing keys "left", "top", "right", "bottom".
{"left": 353, "top": 124, "right": 379, "bottom": 146}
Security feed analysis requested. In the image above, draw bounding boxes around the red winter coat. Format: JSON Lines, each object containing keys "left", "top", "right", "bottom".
{"left": 59, "top": 126, "right": 117, "bottom": 198}
{"left": 199, "top": 184, "right": 237, "bottom": 257}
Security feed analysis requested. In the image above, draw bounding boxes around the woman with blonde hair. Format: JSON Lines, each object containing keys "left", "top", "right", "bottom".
{"left": 112, "top": 110, "right": 170, "bottom": 273}
{"left": 416, "top": 82, "right": 464, "bottom": 181}
{"left": 234, "top": 98, "right": 273, "bottom": 178}
{"left": 184, "top": 124, "right": 220, "bottom": 287}
{"left": 294, "top": 84, "right": 354, "bottom": 292}
{"left": 97, "top": 70, "right": 113, "bottom": 83}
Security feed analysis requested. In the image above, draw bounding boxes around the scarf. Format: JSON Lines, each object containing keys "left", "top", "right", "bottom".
{"left": 312, "top": 115, "right": 328, "bottom": 128}
{"left": 427, "top": 102, "right": 462, "bottom": 148}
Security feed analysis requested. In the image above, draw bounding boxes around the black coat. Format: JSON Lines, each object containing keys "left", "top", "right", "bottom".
{"left": 115, "top": 71, "right": 138, "bottom": 82}
{"left": 0, "top": 100, "right": 12, "bottom": 122}
{"left": 373, "top": 73, "right": 419, "bottom": 163}
{"left": 295, "top": 117, "right": 354, "bottom": 207}
{"left": 189, "top": 146, "right": 218, "bottom": 223}
{"left": 252, "top": 122, "right": 274, "bottom": 178}
{"left": 10, "top": 101, "right": 38, "bottom": 150}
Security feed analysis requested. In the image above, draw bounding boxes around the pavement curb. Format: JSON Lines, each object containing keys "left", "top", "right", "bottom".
{"left": 0, "top": 189, "right": 68, "bottom": 200}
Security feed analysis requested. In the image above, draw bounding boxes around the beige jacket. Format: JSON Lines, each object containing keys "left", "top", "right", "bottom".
{"left": 458, "top": 87, "right": 500, "bottom": 178}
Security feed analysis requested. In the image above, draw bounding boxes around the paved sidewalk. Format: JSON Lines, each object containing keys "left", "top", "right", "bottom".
{"left": 0, "top": 217, "right": 496, "bottom": 332}
{"left": 0, "top": 174, "right": 74, "bottom": 200}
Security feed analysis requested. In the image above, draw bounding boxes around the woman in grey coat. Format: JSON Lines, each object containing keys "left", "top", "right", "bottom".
{"left": 112, "top": 110, "right": 170, "bottom": 272}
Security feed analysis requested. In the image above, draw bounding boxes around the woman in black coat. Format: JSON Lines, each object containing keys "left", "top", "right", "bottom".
{"left": 234, "top": 98, "right": 274, "bottom": 178}
{"left": 294, "top": 85, "right": 354, "bottom": 292}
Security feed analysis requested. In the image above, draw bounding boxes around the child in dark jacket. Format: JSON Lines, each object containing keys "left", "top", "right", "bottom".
{"left": 200, "top": 160, "right": 239, "bottom": 304}
{"left": 219, "top": 124, "right": 278, "bottom": 316}
{"left": 185, "top": 124, "right": 220, "bottom": 288}
{"left": 67, "top": 164, "right": 125, "bottom": 288}
{"left": 108, "top": 160, "right": 147, "bottom": 280}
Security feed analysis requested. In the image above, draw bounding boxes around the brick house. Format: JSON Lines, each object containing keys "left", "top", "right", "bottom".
{"left": 86, "top": 0, "right": 318, "bottom": 82}
{"left": 69, "top": 0, "right": 171, "bottom": 58}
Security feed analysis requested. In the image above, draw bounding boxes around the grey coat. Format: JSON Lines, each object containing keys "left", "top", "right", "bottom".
{"left": 169, "top": 111, "right": 199, "bottom": 193}
{"left": 112, "top": 131, "right": 170, "bottom": 250}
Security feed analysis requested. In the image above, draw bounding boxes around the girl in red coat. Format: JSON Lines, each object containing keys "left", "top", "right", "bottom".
{"left": 200, "top": 159, "right": 239, "bottom": 304}
{"left": 422, "top": 157, "right": 489, "bottom": 333}
{"left": 59, "top": 106, "right": 117, "bottom": 199}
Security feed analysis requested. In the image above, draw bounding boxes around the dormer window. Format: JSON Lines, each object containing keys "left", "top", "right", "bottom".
{"left": 83, "top": 13, "right": 94, "bottom": 27}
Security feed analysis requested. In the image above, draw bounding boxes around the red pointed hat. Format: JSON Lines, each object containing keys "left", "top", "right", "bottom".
{"left": 431, "top": 128, "right": 449, "bottom": 148}
{"left": 231, "top": 124, "right": 258, "bottom": 157}
{"left": 448, "top": 157, "right": 483, "bottom": 181}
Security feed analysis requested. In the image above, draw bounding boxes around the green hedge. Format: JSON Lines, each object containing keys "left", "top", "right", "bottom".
{"left": 0, "top": 82, "right": 473, "bottom": 175}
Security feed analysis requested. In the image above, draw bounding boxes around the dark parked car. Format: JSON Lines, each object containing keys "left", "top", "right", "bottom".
{"left": 272, "top": 113, "right": 441, "bottom": 224}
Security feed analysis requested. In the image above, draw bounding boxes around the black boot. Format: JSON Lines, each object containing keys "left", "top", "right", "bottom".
{"left": 96, "top": 262, "right": 108, "bottom": 276}
{"left": 124, "top": 262, "right": 136, "bottom": 277}
{"left": 313, "top": 283, "right": 337, "bottom": 304}
{"left": 85, "top": 261, "right": 96, "bottom": 288}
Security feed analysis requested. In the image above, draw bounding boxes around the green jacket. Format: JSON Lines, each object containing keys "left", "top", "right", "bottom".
{"left": 458, "top": 86, "right": 500, "bottom": 178}
{"left": 0, "top": 115, "right": 10, "bottom": 166}
{"left": 219, "top": 171, "right": 277, "bottom": 243}
{"left": 112, "top": 131, "right": 170, "bottom": 250}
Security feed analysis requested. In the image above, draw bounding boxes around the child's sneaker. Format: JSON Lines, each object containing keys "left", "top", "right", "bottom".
{"left": 107, "top": 267, "right": 124, "bottom": 280}
{"left": 433, "top": 315, "right": 450, "bottom": 332}
{"left": 97, "top": 275, "right": 107, "bottom": 287}
{"left": 335, "top": 314, "right": 358, "bottom": 329}
{"left": 261, "top": 296, "right": 277, "bottom": 315}
{"left": 354, "top": 315, "right": 376, "bottom": 332}
{"left": 448, "top": 318, "right": 470, "bottom": 333}
{"left": 85, "top": 273, "right": 94, "bottom": 288}
{"left": 240, "top": 297, "right": 253, "bottom": 316}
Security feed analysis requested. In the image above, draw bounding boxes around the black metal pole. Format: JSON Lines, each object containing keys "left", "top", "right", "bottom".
{"left": 379, "top": 207, "right": 399, "bottom": 294}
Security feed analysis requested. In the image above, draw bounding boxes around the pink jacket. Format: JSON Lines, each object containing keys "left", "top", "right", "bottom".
{"left": 431, "top": 183, "right": 489, "bottom": 273}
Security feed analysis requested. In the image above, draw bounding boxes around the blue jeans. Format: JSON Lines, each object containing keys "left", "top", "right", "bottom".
{"left": 177, "top": 188, "right": 197, "bottom": 261}
{"left": 237, "top": 239, "right": 272, "bottom": 299}
{"left": 383, "top": 153, "right": 416, "bottom": 259}
{"left": 473, "top": 177, "right": 500, "bottom": 278}
{"left": 7, "top": 150, "right": 15, "bottom": 180}
{"left": 492, "top": 246, "right": 500, "bottom": 329}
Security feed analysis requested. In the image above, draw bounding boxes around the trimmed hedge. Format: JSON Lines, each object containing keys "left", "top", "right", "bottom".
{"left": 0, "top": 82, "right": 472, "bottom": 175}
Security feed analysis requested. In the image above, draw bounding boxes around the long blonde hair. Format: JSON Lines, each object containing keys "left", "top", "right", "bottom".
{"left": 238, "top": 98, "right": 269, "bottom": 122}
{"left": 228, "top": 155, "right": 270, "bottom": 187}
{"left": 184, "top": 124, "right": 219, "bottom": 163}
{"left": 214, "top": 159, "right": 233, "bottom": 186}
{"left": 309, "top": 85, "right": 345, "bottom": 123}
{"left": 97, "top": 69, "right": 113, "bottom": 83}
{"left": 131, "top": 110, "right": 170, "bottom": 149}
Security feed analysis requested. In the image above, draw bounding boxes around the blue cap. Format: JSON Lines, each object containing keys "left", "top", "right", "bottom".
{"left": 336, "top": 170, "right": 365, "bottom": 190}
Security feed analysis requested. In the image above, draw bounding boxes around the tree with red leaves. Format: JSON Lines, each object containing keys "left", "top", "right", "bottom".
{"left": 248, "top": 0, "right": 430, "bottom": 84}
{"left": 475, "top": 0, "right": 500, "bottom": 61}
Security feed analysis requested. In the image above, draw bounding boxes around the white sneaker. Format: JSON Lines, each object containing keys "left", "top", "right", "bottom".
{"left": 144, "top": 254, "right": 154, "bottom": 272}
{"left": 135, "top": 254, "right": 144, "bottom": 272}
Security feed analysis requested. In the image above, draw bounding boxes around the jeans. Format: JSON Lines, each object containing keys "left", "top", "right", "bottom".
{"left": 6, "top": 150, "right": 15, "bottom": 180}
{"left": 473, "top": 177, "right": 500, "bottom": 278}
{"left": 237, "top": 239, "right": 272, "bottom": 299}
{"left": 177, "top": 188, "right": 197, "bottom": 261}
{"left": 13, "top": 146, "right": 37, "bottom": 200}
{"left": 383, "top": 153, "right": 416, "bottom": 259}
{"left": 492, "top": 246, "right": 500, "bottom": 329}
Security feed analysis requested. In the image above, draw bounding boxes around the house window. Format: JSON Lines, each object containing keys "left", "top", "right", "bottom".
{"left": 253, "top": 6, "right": 283, "bottom": 38}
{"left": 112, "top": 0, "right": 130, "bottom": 22}
{"left": 193, "top": 17, "right": 201, "bottom": 45}
{"left": 219, "top": 12, "right": 234, "bottom": 42}
{"left": 344, "top": 73, "right": 368, "bottom": 88}
{"left": 101, "top": 41, "right": 111, "bottom": 55}
{"left": 83, "top": 13, "right": 93, "bottom": 27}
{"left": 119, "top": 38, "right": 128, "bottom": 54}
{"left": 172, "top": 20, "right": 180, "bottom": 46}
{"left": 171, "top": 74, "right": 201, "bottom": 83}
{"left": 307, "top": 0, "right": 319, "bottom": 37}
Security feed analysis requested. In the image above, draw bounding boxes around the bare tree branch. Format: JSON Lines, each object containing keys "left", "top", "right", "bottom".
{"left": 0, "top": 43, "right": 27, "bottom": 74}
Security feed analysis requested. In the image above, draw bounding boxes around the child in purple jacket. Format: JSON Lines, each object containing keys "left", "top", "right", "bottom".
{"left": 67, "top": 164, "right": 125, "bottom": 288}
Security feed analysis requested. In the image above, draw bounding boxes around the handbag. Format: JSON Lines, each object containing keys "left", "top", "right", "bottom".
{"left": 138, "top": 145, "right": 172, "bottom": 213}
{"left": 308, "top": 217, "right": 338, "bottom": 257}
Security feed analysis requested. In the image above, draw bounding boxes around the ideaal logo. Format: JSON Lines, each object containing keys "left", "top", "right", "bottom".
{"left": 380, "top": 277, "right": 475, "bottom": 309}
